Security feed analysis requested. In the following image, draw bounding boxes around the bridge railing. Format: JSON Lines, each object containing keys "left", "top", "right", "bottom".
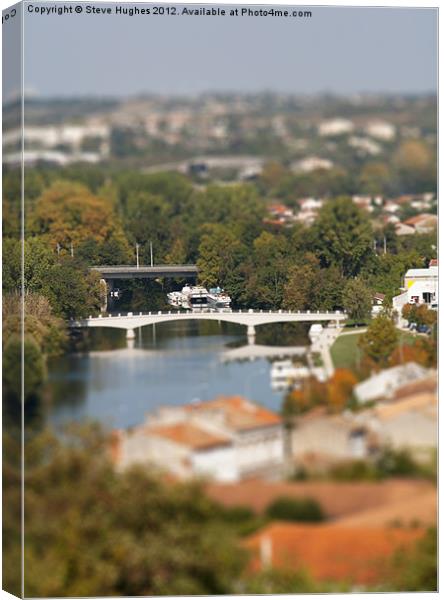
{"left": 75, "top": 309, "right": 348, "bottom": 321}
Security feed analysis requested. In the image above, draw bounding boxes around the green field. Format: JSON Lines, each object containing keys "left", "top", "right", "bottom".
{"left": 331, "top": 332, "right": 363, "bottom": 370}
{"left": 331, "top": 329, "right": 418, "bottom": 371}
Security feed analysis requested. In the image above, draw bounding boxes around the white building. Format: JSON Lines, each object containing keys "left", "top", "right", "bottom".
{"left": 392, "top": 264, "right": 438, "bottom": 315}
{"left": 364, "top": 120, "right": 396, "bottom": 141}
{"left": 318, "top": 118, "right": 354, "bottom": 137}
{"left": 112, "top": 396, "right": 285, "bottom": 482}
{"left": 353, "top": 363, "right": 429, "bottom": 405}
{"left": 291, "top": 156, "right": 333, "bottom": 173}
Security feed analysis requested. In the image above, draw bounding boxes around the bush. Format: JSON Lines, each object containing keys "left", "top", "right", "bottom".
{"left": 266, "top": 496, "right": 325, "bottom": 523}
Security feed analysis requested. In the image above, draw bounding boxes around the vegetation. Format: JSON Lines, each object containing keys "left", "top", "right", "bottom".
{"left": 342, "top": 278, "right": 373, "bottom": 323}
{"left": 4, "top": 424, "right": 248, "bottom": 597}
{"left": 265, "top": 496, "right": 325, "bottom": 523}
{"left": 358, "top": 315, "right": 399, "bottom": 368}
{"left": 282, "top": 367, "right": 358, "bottom": 417}
{"left": 328, "top": 447, "right": 432, "bottom": 482}
{"left": 384, "top": 527, "right": 437, "bottom": 592}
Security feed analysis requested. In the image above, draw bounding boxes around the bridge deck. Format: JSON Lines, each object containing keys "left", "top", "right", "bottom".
{"left": 70, "top": 309, "right": 347, "bottom": 331}
{"left": 90, "top": 265, "right": 198, "bottom": 279}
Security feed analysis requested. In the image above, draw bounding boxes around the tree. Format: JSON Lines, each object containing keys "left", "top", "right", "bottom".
{"left": 342, "top": 279, "right": 373, "bottom": 323}
{"left": 124, "top": 192, "right": 173, "bottom": 262}
{"left": 29, "top": 180, "right": 130, "bottom": 258}
{"left": 394, "top": 140, "right": 436, "bottom": 193}
{"left": 326, "top": 368, "right": 358, "bottom": 412}
{"left": 196, "top": 224, "right": 246, "bottom": 291}
{"left": 244, "top": 232, "right": 289, "bottom": 309}
{"left": 43, "top": 258, "right": 103, "bottom": 319}
{"left": 283, "top": 256, "right": 344, "bottom": 312}
{"left": 3, "top": 335, "right": 46, "bottom": 403}
{"left": 311, "top": 197, "right": 373, "bottom": 277}
{"left": 358, "top": 315, "right": 399, "bottom": 368}
{"left": 358, "top": 162, "right": 391, "bottom": 196}
{"left": 3, "top": 425, "right": 248, "bottom": 597}
{"left": 402, "top": 304, "right": 437, "bottom": 328}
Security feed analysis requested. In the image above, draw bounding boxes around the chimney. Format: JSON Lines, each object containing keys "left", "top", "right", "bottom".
{"left": 260, "top": 535, "right": 272, "bottom": 569}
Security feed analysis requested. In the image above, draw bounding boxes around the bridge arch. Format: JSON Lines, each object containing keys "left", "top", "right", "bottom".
{"left": 70, "top": 309, "right": 347, "bottom": 343}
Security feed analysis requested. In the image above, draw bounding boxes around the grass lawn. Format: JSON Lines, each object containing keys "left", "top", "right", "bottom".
{"left": 331, "top": 332, "right": 363, "bottom": 371}
{"left": 331, "top": 329, "right": 419, "bottom": 371}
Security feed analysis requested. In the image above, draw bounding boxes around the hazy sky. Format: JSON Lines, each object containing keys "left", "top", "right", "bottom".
{"left": 20, "top": 3, "right": 437, "bottom": 98}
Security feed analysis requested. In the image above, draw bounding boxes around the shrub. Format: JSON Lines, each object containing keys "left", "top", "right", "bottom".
{"left": 266, "top": 496, "right": 325, "bottom": 522}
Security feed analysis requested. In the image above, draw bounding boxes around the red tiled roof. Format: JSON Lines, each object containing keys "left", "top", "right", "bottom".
{"left": 185, "top": 396, "right": 281, "bottom": 431}
{"left": 245, "top": 522, "right": 424, "bottom": 585}
{"left": 148, "top": 422, "right": 231, "bottom": 450}
{"left": 404, "top": 213, "right": 437, "bottom": 226}
{"left": 268, "top": 203, "right": 290, "bottom": 214}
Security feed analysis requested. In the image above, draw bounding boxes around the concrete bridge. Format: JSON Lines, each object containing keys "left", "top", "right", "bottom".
{"left": 70, "top": 309, "right": 347, "bottom": 344}
{"left": 91, "top": 264, "right": 198, "bottom": 280}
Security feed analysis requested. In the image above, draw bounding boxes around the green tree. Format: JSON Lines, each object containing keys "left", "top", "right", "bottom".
{"left": 311, "top": 197, "right": 373, "bottom": 277}
{"left": 358, "top": 315, "right": 399, "bottom": 368}
{"left": 244, "top": 232, "right": 289, "bottom": 308}
{"left": 3, "top": 335, "right": 46, "bottom": 403}
{"left": 358, "top": 162, "right": 391, "bottom": 196}
{"left": 265, "top": 497, "right": 325, "bottom": 523}
{"left": 5, "top": 425, "right": 248, "bottom": 597}
{"left": 283, "top": 256, "right": 344, "bottom": 312}
{"left": 197, "top": 224, "right": 247, "bottom": 294}
{"left": 43, "top": 258, "right": 103, "bottom": 319}
{"left": 342, "top": 279, "right": 373, "bottom": 323}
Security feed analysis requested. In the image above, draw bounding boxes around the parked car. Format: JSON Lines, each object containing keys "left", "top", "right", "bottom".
{"left": 408, "top": 322, "right": 417, "bottom": 331}
{"left": 417, "top": 324, "right": 431, "bottom": 334}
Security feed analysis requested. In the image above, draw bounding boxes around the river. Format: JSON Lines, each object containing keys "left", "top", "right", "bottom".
{"left": 44, "top": 320, "right": 310, "bottom": 430}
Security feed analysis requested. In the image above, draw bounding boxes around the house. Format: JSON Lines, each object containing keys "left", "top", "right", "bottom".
{"left": 298, "top": 197, "right": 324, "bottom": 212}
{"left": 353, "top": 363, "right": 429, "bottom": 405}
{"left": 318, "top": 118, "right": 354, "bottom": 137}
{"left": 291, "top": 156, "right": 333, "bottom": 173}
{"left": 365, "top": 377, "right": 437, "bottom": 462}
{"left": 403, "top": 213, "right": 438, "bottom": 234}
{"left": 394, "top": 222, "right": 415, "bottom": 236}
{"left": 392, "top": 263, "right": 438, "bottom": 314}
{"left": 364, "top": 120, "right": 396, "bottom": 141}
{"left": 288, "top": 407, "right": 374, "bottom": 466}
{"left": 372, "top": 292, "right": 385, "bottom": 315}
{"left": 245, "top": 522, "right": 424, "bottom": 586}
{"left": 348, "top": 136, "right": 381, "bottom": 156}
{"left": 112, "top": 396, "right": 285, "bottom": 482}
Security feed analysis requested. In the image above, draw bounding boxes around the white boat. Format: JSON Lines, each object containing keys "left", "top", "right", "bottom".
{"left": 166, "top": 291, "right": 183, "bottom": 307}
{"left": 270, "top": 359, "right": 310, "bottom": 391}
{"left": 181, "top": 285, "right": 210, "bottom": 311}
{"left": 167, "top": 284, "right": 231, "bottom": 312}
{"left": 208, "top": 287, "right": 232, "bottom": 311}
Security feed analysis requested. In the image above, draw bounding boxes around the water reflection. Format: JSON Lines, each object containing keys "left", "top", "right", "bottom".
{"left": 45, "top": 321, "right": 310, "bottom": 429}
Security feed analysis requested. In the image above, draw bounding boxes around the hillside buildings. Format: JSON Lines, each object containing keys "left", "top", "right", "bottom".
{"left": 393, "top": 262, "right": 438, "bottom": 315}
{"left": 112, "top": 396, "right": 285, "bottom": 482}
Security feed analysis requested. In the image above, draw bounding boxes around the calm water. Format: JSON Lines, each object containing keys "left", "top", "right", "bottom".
{"left": 45, "top": 321, "right": 309, "bottom": 429}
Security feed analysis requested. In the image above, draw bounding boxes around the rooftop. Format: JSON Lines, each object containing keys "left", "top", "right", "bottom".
{"left": 148, "top": 422, "right": 231, "bottom": 450}
{"left": 245, "top": 522, "right": 425, "bottom": 585}
{"left": 185, "top": 396, "right": 281, "bottom": 432}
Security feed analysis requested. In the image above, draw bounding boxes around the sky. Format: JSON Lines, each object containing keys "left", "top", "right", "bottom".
{"left": 18, "top": 2, "right": 437, "bottom": 98}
